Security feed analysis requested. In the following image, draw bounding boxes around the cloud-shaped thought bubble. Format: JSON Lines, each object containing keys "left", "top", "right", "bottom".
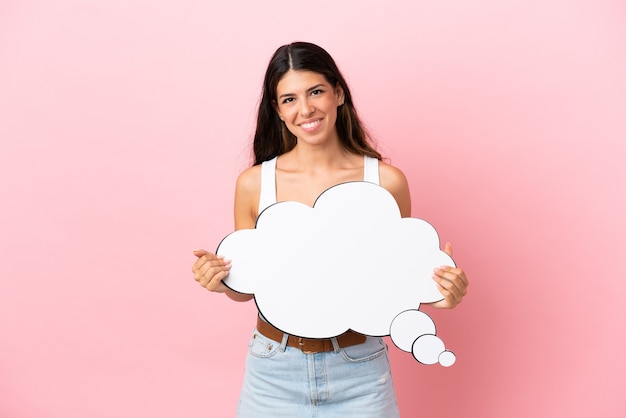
{"left": 218, "top": 181, "right": 457, "bottom": 365}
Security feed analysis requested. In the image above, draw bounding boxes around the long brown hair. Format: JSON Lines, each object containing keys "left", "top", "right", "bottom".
{"left": 252, "top": 42, "right": 381, "bottom": 165}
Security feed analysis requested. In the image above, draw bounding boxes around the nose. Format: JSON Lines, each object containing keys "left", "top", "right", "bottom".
{"left": 299, "top": 99, "right": 314, "bottom": 117}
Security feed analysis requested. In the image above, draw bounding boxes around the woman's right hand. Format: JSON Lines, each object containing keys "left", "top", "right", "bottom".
{"left": 192, "top": 249, "right": 231, "bottom": 293}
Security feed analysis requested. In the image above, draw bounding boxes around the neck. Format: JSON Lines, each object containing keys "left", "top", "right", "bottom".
{"left": 290, "top": 141, "right": 352, "bottom": 168}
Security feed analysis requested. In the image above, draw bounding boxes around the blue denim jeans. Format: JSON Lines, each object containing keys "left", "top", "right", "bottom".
{"left": 237, "top": 328, "right": 400, "bottom": 417}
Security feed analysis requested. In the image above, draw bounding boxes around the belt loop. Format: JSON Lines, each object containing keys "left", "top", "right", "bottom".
{"left": 279, "top": 332, "right": 289, "bottom": 352}
{"left": 330, "top": 337, "right": 340, "bottom": 353}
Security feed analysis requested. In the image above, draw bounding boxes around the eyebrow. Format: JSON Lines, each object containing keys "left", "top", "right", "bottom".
{"left": 278, "top": 83, "right": 326, "bottom": 99}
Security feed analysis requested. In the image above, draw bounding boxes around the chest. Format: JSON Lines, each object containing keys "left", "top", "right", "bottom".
{"left": 275, "top": 168, "right": 364, "bottom": 207}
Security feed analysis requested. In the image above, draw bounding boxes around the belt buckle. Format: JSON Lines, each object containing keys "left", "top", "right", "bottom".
{"left": 298, "top": 337, "right": 316, "bottom": 354}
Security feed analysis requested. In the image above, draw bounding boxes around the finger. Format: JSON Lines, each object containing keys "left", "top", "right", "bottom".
{"left": 197, "top": 257, "right": 230, "bottom": 278}
{"left": 194, "top": 249, "right": 221, "bottom": 259}
{"left": 192, "top": 257, "right": 207, "bottom": 275}
{"left": 432, "top": 269, "right": 467, "bottom": 299}
{"left": 434, "top": 283, "right": 459, "bottom": 309}
{"left": 434, "top": 266, "right": 469, "bottom": 289}
{"left": 200, "top": 267, "right": 230, "bottom": 291}
{"left": 444, "top": 242, "right": 453, "bottom": 257}
{"left": 434, "top": 276, "right": 462, "bottom": 301}
{"left": 205, "top": 269, "right": 230, "bottom": 291}
{"left": 191, "top": 250, "right": 227, "bottom": 274}
{"left": 196, "top": 258, "right": 231, "bottom": 285}
{"left": 192, "top": 254, "right": 215, "bottom": 275}
{"left": 193, "top": 249, "right": 208, "bottom": 257}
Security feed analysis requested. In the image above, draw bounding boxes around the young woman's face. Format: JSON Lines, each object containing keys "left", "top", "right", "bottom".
{"left": 274, "top": 70, "right": 344, "bottom": 145}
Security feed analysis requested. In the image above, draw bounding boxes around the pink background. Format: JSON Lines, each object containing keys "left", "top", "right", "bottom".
{"left": 1, "top": 0, "right": 625, "bottom": 417}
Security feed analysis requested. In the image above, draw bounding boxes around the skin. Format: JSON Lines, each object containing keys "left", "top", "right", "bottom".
{"left": 192, "top": 70, "right": 468, "bottom": 308}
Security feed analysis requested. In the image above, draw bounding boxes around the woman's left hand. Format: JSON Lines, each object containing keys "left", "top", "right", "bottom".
{"left": 429, "top": 242, "right": 468, "bottom": 309}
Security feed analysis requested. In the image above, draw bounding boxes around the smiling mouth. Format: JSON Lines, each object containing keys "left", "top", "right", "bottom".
{"left": 300, "top": 119, "right": 321, "bottom": 131}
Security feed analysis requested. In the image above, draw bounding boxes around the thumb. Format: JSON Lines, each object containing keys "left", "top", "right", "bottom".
{"left": 193, "top": 249, "right": 210, "bottom": 258}
{"left": 444, "top": 242, "right": 453, "bottom": 257}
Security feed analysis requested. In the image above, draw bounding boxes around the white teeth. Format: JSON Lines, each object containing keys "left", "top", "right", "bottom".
{"left": 301, "top": 120, "right": 320, "bottom": 129}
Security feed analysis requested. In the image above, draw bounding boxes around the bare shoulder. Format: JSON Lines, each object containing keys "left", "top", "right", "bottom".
{"left": 378, "top": 161, "right": 412, "bottom": 217}
{"left": 236, "top": 164, "right": 262, "bottom": 195}
{"left": 234, "top": 165, "right": 262, "bottom": 230}
{"left": 379, "top": 161, "right": 408, "bottom": 188}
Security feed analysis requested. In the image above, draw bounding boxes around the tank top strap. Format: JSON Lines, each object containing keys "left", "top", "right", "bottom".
{"left": 363, "top": 155, "right": 380, "bottom": 185}
{"left": 258, "top": 157, "right": 278, "bottom": 216}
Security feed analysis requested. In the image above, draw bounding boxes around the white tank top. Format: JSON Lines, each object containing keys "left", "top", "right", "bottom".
{"left": 258, "top": 155, "right": 380, "bottom": 215}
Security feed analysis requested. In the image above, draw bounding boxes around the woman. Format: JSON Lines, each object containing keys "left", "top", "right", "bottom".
{"left": 192, "top": 41, "right": 468, "bottom": 417}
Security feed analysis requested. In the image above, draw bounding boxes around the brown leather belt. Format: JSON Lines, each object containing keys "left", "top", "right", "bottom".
{"left": 256, "top": 316, "right": 366, "bottom": 354}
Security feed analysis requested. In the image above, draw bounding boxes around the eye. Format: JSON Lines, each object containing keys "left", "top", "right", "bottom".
{"left": 311, "top": 89, "right": 324, "bottom": 96}
{"left": 281, "top": 97, "right": 295, "bottom": 104}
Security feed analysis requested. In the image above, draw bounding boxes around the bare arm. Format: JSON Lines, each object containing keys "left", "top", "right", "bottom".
{"left": 191, "top": 166, "right": 262, "bottom": 302}
{"left": 379, "top": 162, "right": 411, "bottom": 218}
{"left": 379, "top": 162, "right": 468, "bottom": 309}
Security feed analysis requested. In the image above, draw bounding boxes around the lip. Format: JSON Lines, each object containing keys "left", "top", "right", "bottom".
{"left": 298, "top": 118, "right": 322, "bottom": 133}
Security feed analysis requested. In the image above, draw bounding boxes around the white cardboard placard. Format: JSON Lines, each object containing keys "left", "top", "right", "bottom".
{"left": 219, "top": 181, "right": 457, "bottom": 365}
